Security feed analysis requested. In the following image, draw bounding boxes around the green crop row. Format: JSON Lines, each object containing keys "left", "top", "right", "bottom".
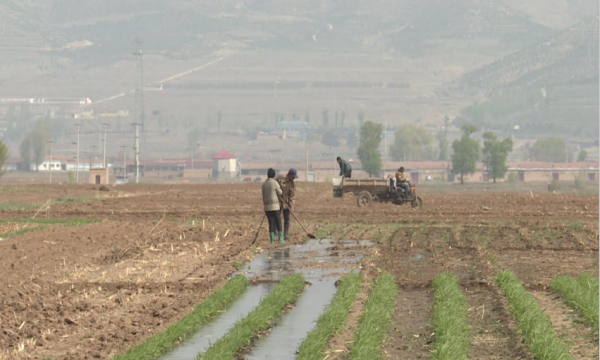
{"left": 349, "top": 271, "right": 398, "bottom": 360}
{"left": 431, "top": 272, "right": 469, "bottom": 360}
{"left": 197, "top": 273, "right": 305, "bottom": 360}
{"left": 495, "top": 271, "right": 572, "bottom": 360}
{"left": 110, "top": 275, "right": 249, "bottom": 360}
{"left": 551, "top": 273, "right": 599, "bottom": 336}
{"left": 297, "top": 272, "right": 362, "bottom": 360}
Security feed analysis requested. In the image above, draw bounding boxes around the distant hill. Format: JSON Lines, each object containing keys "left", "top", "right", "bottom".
{"left": 458, "top": 16, "right": 599, "bottom": 90}
{"left": 451, "top": 17, "right": 599, "bottom": 138}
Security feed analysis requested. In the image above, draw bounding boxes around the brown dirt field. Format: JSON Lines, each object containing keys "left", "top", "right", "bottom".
{"left": 0, "top": 182, "right": 597, "bottom": 359}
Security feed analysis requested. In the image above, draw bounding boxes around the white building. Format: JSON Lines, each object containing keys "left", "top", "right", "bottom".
{"left": 31, "top": 160, "right": 64, "bottom": 171}
{"left": 212, "top": 149, "right": 238, "bottom": 179}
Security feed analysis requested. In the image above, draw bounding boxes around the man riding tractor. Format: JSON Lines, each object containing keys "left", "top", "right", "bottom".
{"left": 393, "top": 167, "right": 411, "bottom": 199}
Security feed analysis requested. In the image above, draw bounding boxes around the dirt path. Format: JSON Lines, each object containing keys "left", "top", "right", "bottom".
{"left": 466, "top": 287, "right": 531, "bottom": 359}
{"left": 383, "top": 290, "right": 433, "bottom": 359}
{"left": 532, "top": 291, "right": 598, "bottom": 359}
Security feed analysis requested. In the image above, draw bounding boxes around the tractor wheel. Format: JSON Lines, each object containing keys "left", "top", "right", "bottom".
{"left": 357, "top": 191, "right": 373, "bottom": 208}
{"left": 411, "top": 196, "right": 423, "bottom": 210}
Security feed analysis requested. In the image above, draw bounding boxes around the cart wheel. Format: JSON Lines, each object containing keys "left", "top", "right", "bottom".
{"left": 357, "top": 191, "right": 373, "bottom": 208}
{"left": 411, "top": 196, "right": 423, "bottom": 210}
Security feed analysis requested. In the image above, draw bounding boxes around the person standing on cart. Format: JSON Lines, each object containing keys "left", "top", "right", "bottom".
{"left": 337, "top": 157, "right": 352, "bottom": 178}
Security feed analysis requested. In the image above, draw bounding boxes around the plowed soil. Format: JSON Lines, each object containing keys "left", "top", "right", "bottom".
{"left": 0, "top": 183, "right": 597, "bottom": 359}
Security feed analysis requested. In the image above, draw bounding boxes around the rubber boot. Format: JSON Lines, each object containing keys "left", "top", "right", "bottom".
{"left": 278, "top": 231, "right": 285, "bottom": 244}
{"left": 269, "top": 232, "right": 276, "bottom": 244}
{"left": 284, "top": 223, "right": 290, "bottom": 240}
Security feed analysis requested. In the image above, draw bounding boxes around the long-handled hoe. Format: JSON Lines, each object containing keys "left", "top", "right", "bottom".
{"left": 279, "top": 196, "right": 316, "bottom": 239}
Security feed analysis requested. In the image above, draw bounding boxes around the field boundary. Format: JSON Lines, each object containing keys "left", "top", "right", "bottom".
{"left": 431, "top": 272, "right": 469, "bottom": 360}
{"left": 297, "top": 272, "right": 362, "bottom": 360}
{"left": 349, "top": 271, "right": 397, "bottom": 360}
{"left": 197, "top": 273, "right": 305, "bottom": 360}
{"left": 495, "top": 271, "right": 573, "bottom": 360}
{"left": 551, "top": 274, "right": 599, "bottom": 336}
{"left": 110, "top": 275, "right": 249, "bottom": 360}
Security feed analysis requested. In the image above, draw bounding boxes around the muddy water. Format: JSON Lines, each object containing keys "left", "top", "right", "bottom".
{"left": 246, "top": 277, "right": 338, "bottom": 359}
{"left": 161, "top": 283, "right": 275, "bottom": 360}
{"left": 162, "top": 239, "right": 371, "bottom": 360}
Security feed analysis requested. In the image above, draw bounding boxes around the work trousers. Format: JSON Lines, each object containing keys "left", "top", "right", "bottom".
{"left": 398, "top": 183, "right": 410, "bottom": 198}
{"left": 265, "top": 210, "right": 282, "bottom": 234}
{"left": 282, "top": 209, "right": 290, "bottom": 237}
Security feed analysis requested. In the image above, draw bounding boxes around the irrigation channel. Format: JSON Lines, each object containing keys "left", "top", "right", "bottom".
{"left": 161, "top": 239, "right": 372, "bottom": 360}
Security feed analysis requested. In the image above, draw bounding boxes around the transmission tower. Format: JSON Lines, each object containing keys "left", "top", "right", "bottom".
{"left": 133, "top": 37, "right": 148, "bottom": 159}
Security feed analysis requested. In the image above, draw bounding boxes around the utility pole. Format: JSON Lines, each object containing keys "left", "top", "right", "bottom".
{"left": 47, "top": 138, "right": 53, "bottom": 184}
{"left": 120, "top": 145, "right": 127, "bottom": 181}
{"left": 92, "top": 145, "right": 97, "bottom": 169}
{"left": 100, "top": 123, "right": 109, "bottom": 168}
{"left": 133, "top": 37, "right": 147, "bottom": 159}
{"left": 132, "top": 123, "right": 141, "bottom": 183}
{"left": 74, "top": 124, "right": 81, "bottom": 183}
{"left": 305, "top": 127, "right": 309, "bottom": 182}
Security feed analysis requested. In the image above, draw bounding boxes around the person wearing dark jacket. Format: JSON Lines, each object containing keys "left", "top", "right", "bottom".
{"left": 276, "top": 168, "right": 298, "bottom": 241}
{"left": 337, "top": 157, "right": 352, "bottom": 178}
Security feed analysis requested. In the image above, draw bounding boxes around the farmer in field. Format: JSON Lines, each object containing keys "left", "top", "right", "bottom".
{"left": 337, "top": 157, "right": 352, "bottom": 178}
{"left": 262, "top": 168, "right": 284, "bottom": 244}
{"left": 395, "top": 167, "right": 411, "bottom": 199}
{"left": 277, "top": 168, "right": 298, "bottom": 241}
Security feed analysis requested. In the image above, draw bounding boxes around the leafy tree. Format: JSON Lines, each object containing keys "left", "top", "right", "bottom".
{"left": 357, "top": 121, "right": 383, "bottom": 177}
{"left": 436, "top": 132, "right": 449, "bottom": 161}
{"left": 20, "top": 121, "right": 50, "bottom": 171}
{"left": 482, "top": 132, "right": 513, "bottom": 183}
{"left": 322, "top": 110, "right": 329, "bottom": 128}
{"left": 358, "top": 111, "right": 365, "bottom": 128}
{"left": 577, "top": 150, "right": 588, "bottom": 162}
{"left": 531, "top": 137, "right": 567, "bottom": 162}
{"left": 321, "top": 130, "right": 340, "bottom": 149}
{"left": 0, "top": 141, "right": 8, "bottom": 178}
{"left": 347, "top": 131, "right": 358, "bottom": 151}
{"left": 390, "top": 124, "right": 434, "bottom": 161}
{"left": 451, "top": 125, "right": 479, "bottom": 184}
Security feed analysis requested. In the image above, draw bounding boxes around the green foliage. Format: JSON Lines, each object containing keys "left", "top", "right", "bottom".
{"left": 507, "top": 172, "right": 518, "bottom": 184}
{"left": 495, "top": 271, "right": 572, "bottom": 360}
{"left": 321, "top": 130, "right": 340, "bottom": 149}
{"left": 112, "top": 275, "right": 248, "bottom": 360}
{"left": 0, "top": 140, "right": 9, "bottom": 178}
{"left": 482, "top": 132, "right": 513, "bottom": 183}
{"left": 349, "top": 272, "right": 397, "bottom": 360}
{"left": 20, "top": 120, "right": 50, "bottom": 171}
{"left": 431, "top": 272, "right": 469, "bottom": 360}
{"left": 577, "top": 150, "right": 588, "bottom": 162}
{"left": 197, "top": 274, "right": 305, "bottom": 360}
{"left": 551, "top": 274, "right": 599, "bottom": 336}
{"left": 0, "top": 202, "right": 40, "bottom": 211}
{"left": 574, "top": 171, "right": 587, "bottom": 190}
{"left": 390, "top": 124, "right": 434, "bottom": 161}
{"left": 297, "top": 273, "right": 362, "bottom": 360}
{"left": 436, "top": 132, "right": 449, "bottom": 161}
{"left": 531, "top": 137, "right": 567, "bottom": 162}
{"left": 451, "top": 125, "right": 480, "bottom": 184}
{"left": 357, "top": 121, "right": 383, "bottom": 177}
